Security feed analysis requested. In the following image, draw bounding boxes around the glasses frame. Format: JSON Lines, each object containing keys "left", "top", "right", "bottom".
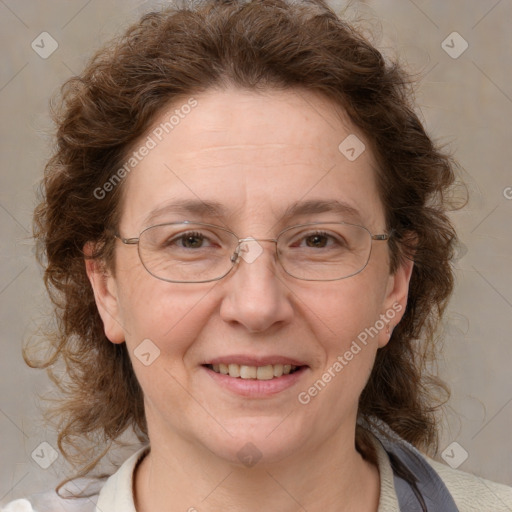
{"left": 114, "top": 220, "right": 391, "bottom": 283}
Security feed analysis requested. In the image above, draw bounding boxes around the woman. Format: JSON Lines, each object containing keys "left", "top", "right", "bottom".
{"left": 4, "top": 1, "right": 512, "bottom": 511}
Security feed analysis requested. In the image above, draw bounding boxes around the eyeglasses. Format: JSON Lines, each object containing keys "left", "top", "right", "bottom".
{"left": 114, "top": 221, "right": 390, "bottom": 283}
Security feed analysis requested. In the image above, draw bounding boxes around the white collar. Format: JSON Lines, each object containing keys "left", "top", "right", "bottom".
{"left": 96, "top": 445, "right": 149, "bottom": 512}
{"left": 95, "top": 434, "right": 399, "bottom": 512}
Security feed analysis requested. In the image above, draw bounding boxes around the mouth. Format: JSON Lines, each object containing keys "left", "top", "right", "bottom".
{"left": 201, "top": 356, "right": 310, "bottom": 396}
{"left": 203, "top": 363, "right": 304, "bottom": 380}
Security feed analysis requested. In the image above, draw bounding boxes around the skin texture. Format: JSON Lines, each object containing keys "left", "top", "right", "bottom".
{"left": 86, "top": 87, "right": 413, "bottom": 512}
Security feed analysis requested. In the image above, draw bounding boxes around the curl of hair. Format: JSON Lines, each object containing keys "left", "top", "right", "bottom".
{"left": 28, "top": 0, "right": 461, "bottom": 484}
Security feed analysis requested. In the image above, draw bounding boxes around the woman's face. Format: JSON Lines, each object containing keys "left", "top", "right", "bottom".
{"left": 88, "top": 86, "right": 412, "bottom": 466}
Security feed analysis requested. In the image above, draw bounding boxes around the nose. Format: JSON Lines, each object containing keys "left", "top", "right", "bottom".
{"left": 219, "top": 239, "right": 294, "bottom": 333}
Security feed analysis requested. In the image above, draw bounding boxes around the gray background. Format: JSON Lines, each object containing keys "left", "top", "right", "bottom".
{"left": 1, "top": 0, "right": 511, "bottom": 502}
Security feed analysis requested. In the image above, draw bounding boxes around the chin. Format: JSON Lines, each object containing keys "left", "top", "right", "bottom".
{"left": 202, "top": 418, "right": 307, "bottom": 468}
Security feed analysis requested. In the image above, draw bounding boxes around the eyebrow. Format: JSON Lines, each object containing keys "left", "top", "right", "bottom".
{"left": 143, "top": 198, "right": 362, "bottom": 226}
{"left": 281, "top": 199, "right": 362, "bottom": 222}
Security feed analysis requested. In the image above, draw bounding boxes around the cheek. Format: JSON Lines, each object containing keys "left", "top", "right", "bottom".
{"left": 302, "top": 271, "right": 387, "bottom": 341}
{"left": 116, "top": 279, "right": 218, "bottom": 415}
{"left": 296, "top": 279, "right": 386, "bottom": 423}
{"left": 298, "top": 270, "right": 389, "bottom": 397}
{"left": 115, "top": 258, "right": 216, "bottom": 359}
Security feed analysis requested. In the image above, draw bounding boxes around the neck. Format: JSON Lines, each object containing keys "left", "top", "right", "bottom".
{"left": 134, "top": 420, "right": 380, "bottom": 512}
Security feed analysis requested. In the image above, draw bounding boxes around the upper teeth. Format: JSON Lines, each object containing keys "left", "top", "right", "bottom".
{"left": 210, "top": 363, "right": 297, "bottom": 380}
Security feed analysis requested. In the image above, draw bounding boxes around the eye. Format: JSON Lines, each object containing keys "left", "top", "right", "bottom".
{"left": 303, "top": 232, "right": 331, "bottom": 249}
{"left": 294, "top": 230, "right": 347, "bottom": 249}
{"left": 169, "top": 231, "right": 215, "bottom": 249}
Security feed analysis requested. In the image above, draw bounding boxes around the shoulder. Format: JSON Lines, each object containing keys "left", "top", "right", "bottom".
{"left": 424, "top": 455, "right": 512, "bottom": 512}
{"left": 1, "top": 446, "right": 149, "bottom": 512}
{"left": 362, "top": 416, "right": 512, "bottom": 512}
{"left": 1, "top": 477, "right": 103, "bottom": 512}
{"left": 1, "top": 500, "right": 34, "bottom": 512}
{"left": 1, "top": 495, "right": 96, "bottom": 512}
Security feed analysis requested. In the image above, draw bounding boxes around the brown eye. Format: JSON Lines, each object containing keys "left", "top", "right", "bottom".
{"left": 175, "top": 232, "right": 207, "bottom": 249}
{"left": 294, "top": 231, "right": 347, "bottom": 250}
{"left": 304, "top": 233, "right": 330, "bottom": 248}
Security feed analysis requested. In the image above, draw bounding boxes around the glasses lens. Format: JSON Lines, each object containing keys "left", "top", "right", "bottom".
{"left": 277, "top": 223, "right": 372, "bottom": 280}
{"left": 138, "top": 223, "right": 237, "bottom": 282}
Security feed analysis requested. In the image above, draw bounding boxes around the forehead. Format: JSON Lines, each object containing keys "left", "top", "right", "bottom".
{"left": 118, "top": 86, "right": 384, "bottom": 233}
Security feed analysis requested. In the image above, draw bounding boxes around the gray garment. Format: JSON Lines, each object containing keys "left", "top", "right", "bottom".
{"left": 359, "top": 416, "right": 459, "bottom": 512}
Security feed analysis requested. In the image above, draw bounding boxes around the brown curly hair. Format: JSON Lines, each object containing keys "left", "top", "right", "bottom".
{"left": 28, "top": 0, "right": 460, "bottom": 482}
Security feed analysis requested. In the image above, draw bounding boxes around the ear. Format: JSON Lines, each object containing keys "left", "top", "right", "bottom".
{"left": 377, "top": 255, "right": 414, "bottom": 348}
{"left": 84, "top": 242, "right": 125, "bottom": 344}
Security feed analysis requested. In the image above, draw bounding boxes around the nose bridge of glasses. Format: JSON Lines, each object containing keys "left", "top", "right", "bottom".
{"left": 237, "top": 236, "right": 278, "bottom": 244}
{"left": 231, "top": 236, "right": 278, "bottom": 265}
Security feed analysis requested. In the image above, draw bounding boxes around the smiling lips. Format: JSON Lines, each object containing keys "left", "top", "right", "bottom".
{"left": 206, "top": 363, "right": 299, "bottom": 380}
{"left": 203, "top": 358, "right": 309, "bottom": 396}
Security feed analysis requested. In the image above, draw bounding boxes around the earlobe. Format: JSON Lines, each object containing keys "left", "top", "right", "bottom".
{"left": 84, "top": 242, "right": 125, "bottom": 344}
